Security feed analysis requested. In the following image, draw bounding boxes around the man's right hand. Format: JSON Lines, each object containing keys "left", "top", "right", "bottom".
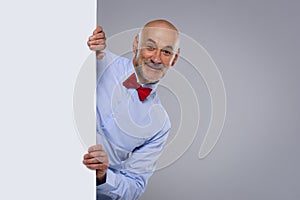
{"left": 87, "top": 26, "right": 107, "bottom": 59}
{"left": 82, "top": 144, "right": 109, "bottom": 184}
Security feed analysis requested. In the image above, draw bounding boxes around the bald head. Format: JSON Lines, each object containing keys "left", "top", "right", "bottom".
{"left": 138, "top": 19, "right": 180, "bottom": 51}
{"left": 143, "top": 19, "right": 178, "bottom": 32}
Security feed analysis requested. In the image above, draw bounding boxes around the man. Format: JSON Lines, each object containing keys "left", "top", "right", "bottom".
{"left": 82, "top": 19, "right": 180, "bottom": 200}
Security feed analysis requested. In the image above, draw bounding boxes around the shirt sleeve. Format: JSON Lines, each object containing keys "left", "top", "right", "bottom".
{"left": 96, "top": 49, "right": 119, "bottom": 82}
{"left": 96, "top": 123, "right": 170, "bottom": 200}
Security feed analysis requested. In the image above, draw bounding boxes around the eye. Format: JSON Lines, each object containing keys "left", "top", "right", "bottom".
{"left": 161, "top": 49, "right": 173, "bottom": 56}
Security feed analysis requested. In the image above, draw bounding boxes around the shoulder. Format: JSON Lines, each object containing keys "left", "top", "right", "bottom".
{"left": 98, "top": 50, "right": 134, "bottom": 82}
{"left": 106, "top": 50, "right": 132, "bottom": 72}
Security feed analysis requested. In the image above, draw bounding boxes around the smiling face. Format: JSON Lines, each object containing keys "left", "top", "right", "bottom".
{"left": 133, "top": 21, "right": 180, "bottom": 84}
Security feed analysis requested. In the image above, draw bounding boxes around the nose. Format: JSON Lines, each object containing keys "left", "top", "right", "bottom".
{"left": 150, "top": 49, "right": 162, "bottom": 64}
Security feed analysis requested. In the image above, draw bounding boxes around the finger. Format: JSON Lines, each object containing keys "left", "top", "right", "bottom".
{"left": 83, "top": 149, "right": 107, "bottom": 161}
{"left": 83, "top": 152, "right": 101, "bottom": 160}
{"left": 86, "top": 163, "right": 108, "bottom": 170}
{"left": 83, "top": 152, "right": 108, "bottom": 162}
{"left": 89, "top": 150, "right": 107, "bottom": 158}
{"left": 89, "top": 44, "right": 106, "bottom": 51}
{"left": 83, "top": 153, "right": 94, "bottom": 160}
{"left": 89, "top": 32, "right": 105, "bottom": 41}
{"left": 93, "top": 26, "right": 103, "bottom": 35}
{"left": 84, "top": 154, "right": 108, "bottom": 164}
{"left": 87, "top": 40, "right": 103, "bottom": 48}
{"left": 95, "top": 32, "right": 105, "bottom": 39}
{"left": 82, "top": 157, "right": 108, "bottom": 170}
{"left": 88, "top": 144, "right": 104, "bottom": 152}
{"left": 87, "top": 39, "right": 106, "bottom": 46}
{"left": 83, "top": 157, "right": 104, "bottom": 165}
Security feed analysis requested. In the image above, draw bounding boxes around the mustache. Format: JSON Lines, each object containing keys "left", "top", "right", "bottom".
{"left": 144, "top": 61, "right": 165, "bottom": 70}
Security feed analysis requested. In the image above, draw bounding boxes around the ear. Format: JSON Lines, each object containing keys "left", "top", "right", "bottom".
{"left": 133, "top": 34, "right": 139, "bottom": 54}
{"left": 171, "top": 48, "right": 180, "bottom": 66}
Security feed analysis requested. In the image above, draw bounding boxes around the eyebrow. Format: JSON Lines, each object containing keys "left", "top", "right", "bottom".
{"left": 145, "top": 38, "right": 174, "bottom": 50}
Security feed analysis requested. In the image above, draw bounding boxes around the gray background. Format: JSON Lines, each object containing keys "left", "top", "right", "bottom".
{"left": 98, "top": 0, "right": 300, "bottom": 200}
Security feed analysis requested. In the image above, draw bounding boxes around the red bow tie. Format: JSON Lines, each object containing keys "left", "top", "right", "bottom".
{"left": 122, "top": 73, "right": 152, "bottom": 101}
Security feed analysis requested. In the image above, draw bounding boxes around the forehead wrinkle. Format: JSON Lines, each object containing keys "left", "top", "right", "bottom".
{"left": 143, "top": 37, "right": 176, "bottom": 50}
{"left": 145, "top": 38, "right": 157, "bottom": 44}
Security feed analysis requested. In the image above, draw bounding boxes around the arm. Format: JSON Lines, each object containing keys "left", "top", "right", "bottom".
{"left": 96, "top": 125, "right": 170, "bottom": 200}
{"left": 83, "top": 127, "right": 169, "bottom": 200}
{"left": 87, "top": 26, "right": 120, "bottom": 82}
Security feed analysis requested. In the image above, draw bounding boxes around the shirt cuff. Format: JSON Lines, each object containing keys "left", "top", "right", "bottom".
{"left": 96, "top": 169, "right": 116, "bottom": 192}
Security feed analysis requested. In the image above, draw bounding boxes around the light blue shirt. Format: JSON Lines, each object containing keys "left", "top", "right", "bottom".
{"left": 96, "top": 50, "right": 171, "bottom": 200}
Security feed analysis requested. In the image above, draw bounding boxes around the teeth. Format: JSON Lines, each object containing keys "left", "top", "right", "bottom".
{"left": 147, "top": 64, "right": 163, "bottom": 70}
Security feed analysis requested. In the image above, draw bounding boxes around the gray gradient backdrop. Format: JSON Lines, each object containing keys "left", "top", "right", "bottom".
{"left": 98, "top": 0, "right": 299, "bottom": 200}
